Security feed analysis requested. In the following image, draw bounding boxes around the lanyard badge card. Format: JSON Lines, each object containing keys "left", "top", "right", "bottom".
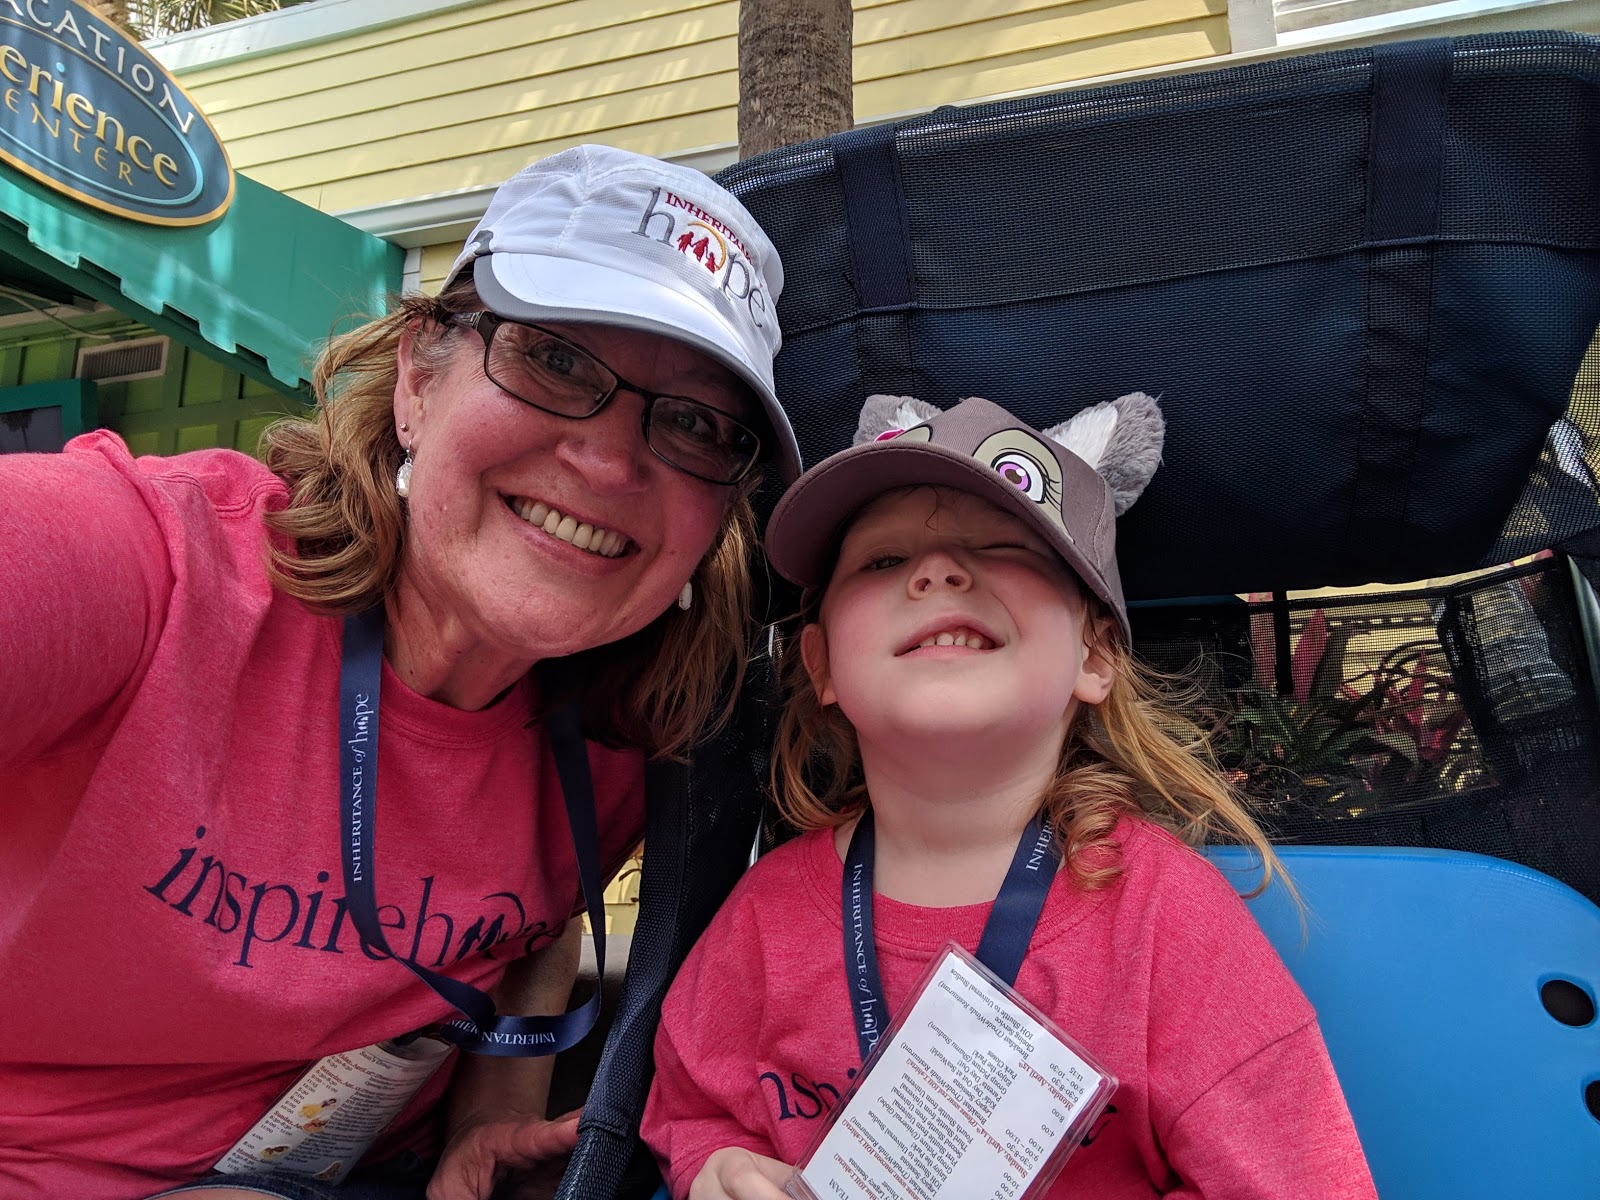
{"left": 214, "top": 1036, "right": 454, "bottom": 1183}
{"left": 785, "top": 944, "right": 1117, "bottom": 1200}
{"left": 216, "top": 611, "right": 608, "bottom": 1184}
{"left": 785, "top": 811, "right": 1117, "bottom": 1200}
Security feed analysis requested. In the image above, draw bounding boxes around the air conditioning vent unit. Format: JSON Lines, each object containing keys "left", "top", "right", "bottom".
{"left": 75, "top": 336, "right": 170, "bottom": 383}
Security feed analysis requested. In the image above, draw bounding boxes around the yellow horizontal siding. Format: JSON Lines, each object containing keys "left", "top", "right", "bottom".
{"left": 184, "top": 0, "right": 736, "bottom": 210}
{"left": 259, "top": 105, "right": 738, "bottom": 214}
{"left": 191, "top": 0, "right": 733, "bottom": 141}
{"left": 178, "top": 0, "right": 1231, "bottom": 218}
{"left": 420, "top": 242, "right": 459, "bottom": 294}
{"left": 855, "top": 0, "right": 1218, "bottom": 70}
{"left": 229, "top": 46, "right": 737, "bottom": 187}
{"left": 855, "top": 0, "right": 1228, "bottom": 91}
{"left": 182, "top": 0, "right": 725, "bottom": 93}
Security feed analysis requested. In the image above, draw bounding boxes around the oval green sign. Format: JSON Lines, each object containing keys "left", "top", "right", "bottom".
{"left": 0, "top": 0, "right": 233, "bottom": 226}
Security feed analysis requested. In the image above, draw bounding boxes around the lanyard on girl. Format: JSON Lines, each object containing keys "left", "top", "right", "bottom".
{"left": 841, "top": 808, "right": 1059, "bottom": 1064}
{"left": 339, "top": 607, "right": 606, "bottom": 1058}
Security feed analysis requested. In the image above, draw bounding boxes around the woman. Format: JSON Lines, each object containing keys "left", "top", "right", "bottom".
{"left": 0, "top": 145, "right": 798, "bottom": 1200}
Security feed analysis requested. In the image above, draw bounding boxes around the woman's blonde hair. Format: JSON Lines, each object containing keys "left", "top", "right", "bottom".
{"left": 260, "top": 279, "right": 759, "bottom": 759}
{"left": 772, "top": 587, "right": 1289, "bottom": 896}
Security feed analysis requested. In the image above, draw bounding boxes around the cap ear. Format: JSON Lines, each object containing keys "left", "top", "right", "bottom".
{"left": 855, "top": 394, "right": 942, "bottom": 445}
{"left": 1042, "top": 391, "right": 1165, "bottom": 515}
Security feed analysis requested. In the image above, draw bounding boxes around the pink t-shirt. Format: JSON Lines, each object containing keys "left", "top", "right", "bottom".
{"left": 0, "top": 434, "right": 646, "bottom": 1200}
{"left": 643, "top": 818, "right": 1377, "bottom": 1199}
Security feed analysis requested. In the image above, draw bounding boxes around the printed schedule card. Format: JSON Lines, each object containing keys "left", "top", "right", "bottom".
{"left": 788, "top": 948, "right": 1115, "bottom": 1200}
{"left": 215, "top": 1036, "right": 452, "bottom": 1184}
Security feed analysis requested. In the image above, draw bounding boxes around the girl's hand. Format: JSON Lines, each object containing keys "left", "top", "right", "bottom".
{"left": 687, "top": 1146, "right": 794, "bottom": 1200}
{"left": 425, "top": 1108, "right": 581, "bottom": 1200}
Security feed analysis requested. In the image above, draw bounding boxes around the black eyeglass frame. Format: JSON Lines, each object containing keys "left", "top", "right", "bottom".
{"left": 451, "top": 310, "right": 765, "bottom": 486}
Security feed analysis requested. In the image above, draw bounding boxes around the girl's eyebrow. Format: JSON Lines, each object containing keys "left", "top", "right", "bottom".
{"left": 839, "top": 515, "right": 902, "bottom": 543}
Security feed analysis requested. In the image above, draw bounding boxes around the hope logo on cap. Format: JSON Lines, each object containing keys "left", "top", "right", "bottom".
{"left": 631, "top": 186, "right": 770, "bottom": 334}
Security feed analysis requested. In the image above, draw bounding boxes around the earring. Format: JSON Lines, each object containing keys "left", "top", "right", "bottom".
{"left": 395, "top": 447, "right": 414, "bottom": 499}
{"left": 677, "top": 579, "right": 693, "bottom": 611}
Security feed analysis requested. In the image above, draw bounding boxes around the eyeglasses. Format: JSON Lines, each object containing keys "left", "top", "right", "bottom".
{"left": 452, "top": 311, "right": 765, "bottom": 485}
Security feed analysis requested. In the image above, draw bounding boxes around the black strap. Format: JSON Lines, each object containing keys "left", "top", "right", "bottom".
{"left": 1366, "top": 39, "right": 1452, "bottom": 246}
{"left": 834, "top": 123, "right": 915, "bottom": 314}
{"left": 553, "top": 652, "right": 779, "bottom": 1200}
{"left": 833, "top": 122, "right": 922, "bottom": 399}
{"left": 1343, "top": 39, "right": 1453, "bottom": 579}
{"left": 339, "top": 608, "right": 605, "bottom": 1057}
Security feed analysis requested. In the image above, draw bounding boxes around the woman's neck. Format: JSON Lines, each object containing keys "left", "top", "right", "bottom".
{"left": 383, "top": 583, "right": 536, "bottom": 711}
{"left": 845, "top": 738, "right": 1060, "bottom": 907}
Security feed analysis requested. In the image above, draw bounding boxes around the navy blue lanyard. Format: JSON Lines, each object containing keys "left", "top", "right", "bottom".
{"left": 842, "top": 808, "right": 1059, "bottom": 1063}
{"left": 339, "top": 607, "right": 605, "bottom": 1058}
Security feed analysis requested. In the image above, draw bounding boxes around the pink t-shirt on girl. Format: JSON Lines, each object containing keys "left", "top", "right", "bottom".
{"left": 643, "top": 817, "right": 1377, "bottom": 1199}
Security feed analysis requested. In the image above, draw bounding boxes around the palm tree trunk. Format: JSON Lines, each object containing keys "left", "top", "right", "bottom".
{"left": 738, "top": 0, "right": 854, "bottom": 158}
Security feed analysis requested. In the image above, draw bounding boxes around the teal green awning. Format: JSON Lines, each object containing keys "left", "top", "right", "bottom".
{"left": 0, "top": 165, "right": 402, "bottom": 397}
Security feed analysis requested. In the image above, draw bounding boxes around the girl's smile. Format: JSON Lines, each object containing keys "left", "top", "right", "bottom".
{"left": 896, "top": 621, "right": 1001, "bottom": 654}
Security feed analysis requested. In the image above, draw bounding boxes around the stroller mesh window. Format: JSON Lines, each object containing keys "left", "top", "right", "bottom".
{"left": 1131, "top": 558, "right": 1600, "bottom": 904}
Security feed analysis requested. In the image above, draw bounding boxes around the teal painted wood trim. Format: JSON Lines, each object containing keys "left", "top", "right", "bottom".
{"left": 0, "top": 378, "right": 98, "bottom": 438}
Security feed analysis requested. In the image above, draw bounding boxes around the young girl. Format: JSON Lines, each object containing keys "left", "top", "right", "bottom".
{"left": 641, "top": 394, "right": 1376, "bottom": 1199}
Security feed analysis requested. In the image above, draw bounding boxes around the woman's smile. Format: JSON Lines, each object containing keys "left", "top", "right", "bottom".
{"left": 504, "top": 494, "right": 634, "bottom": 558}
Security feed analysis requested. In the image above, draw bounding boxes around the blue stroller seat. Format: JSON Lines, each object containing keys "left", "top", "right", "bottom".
{"left": 1211, "top": 845, "right": 1600, "bottom": 1195}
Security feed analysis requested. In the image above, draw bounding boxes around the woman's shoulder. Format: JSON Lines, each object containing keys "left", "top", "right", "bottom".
{"left": 10, "top": 429, "right": 282, "bottom": 509}
{"left": 106, "top": 432, "right": 287, "bottom": 510}
{"left": 45, "top": 430, "right": 289, "bottom": 535}
{"left": 58, "top": 433, "right": 322, "bottom": 653}
{"left": 4, "top": 431, "right": 296, "bottom": 629}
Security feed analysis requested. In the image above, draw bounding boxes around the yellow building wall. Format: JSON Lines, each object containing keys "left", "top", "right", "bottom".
{"left": 419, "top": 243, "right": 466, "bottom": 294}
{"left": 176, "top": 0, "right": 1229, "bottom": 241}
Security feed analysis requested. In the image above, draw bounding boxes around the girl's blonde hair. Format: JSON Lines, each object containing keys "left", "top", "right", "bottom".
{"left": 259, "top": 279, "right": 758, "bottom": 760}
{"left": 773, "top": 592, "right": 1288, "bottom": 895}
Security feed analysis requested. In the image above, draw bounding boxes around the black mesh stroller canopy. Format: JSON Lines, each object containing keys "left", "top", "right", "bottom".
{"left": 719, "top": 30, "right": 1600, "bottom": 600}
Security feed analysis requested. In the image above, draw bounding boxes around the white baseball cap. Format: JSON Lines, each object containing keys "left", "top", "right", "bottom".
{"left": 447, "top": 144, "right": 801, "bottom": 482}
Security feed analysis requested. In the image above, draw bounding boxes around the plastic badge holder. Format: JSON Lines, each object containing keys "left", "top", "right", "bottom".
{"left": 785, "top": 944, "right": 1116, "bottom": 1200}
{"left": 214, "top": 1036, "right": 453, "bottom": 1184}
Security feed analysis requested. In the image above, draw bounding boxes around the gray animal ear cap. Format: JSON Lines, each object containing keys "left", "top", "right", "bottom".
{"left": 766, "top": 392, "right": 1166, "bottom": 645}
{"left": 1041, "top": 391, "right": 1165, "bottom": 517}
{"left": 855, "top": 395, "right": 943, "bottom": 445}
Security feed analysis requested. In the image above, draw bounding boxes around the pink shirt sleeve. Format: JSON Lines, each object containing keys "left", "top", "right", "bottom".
{"left": 1160, "top": 1022, "right": 1378, "bottom": 1199}
{"left": 642, "top": 889, "right": 783, "bottom": 1198}
{"left": 0, "top": 438, "right": 172, "bottom": 764}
